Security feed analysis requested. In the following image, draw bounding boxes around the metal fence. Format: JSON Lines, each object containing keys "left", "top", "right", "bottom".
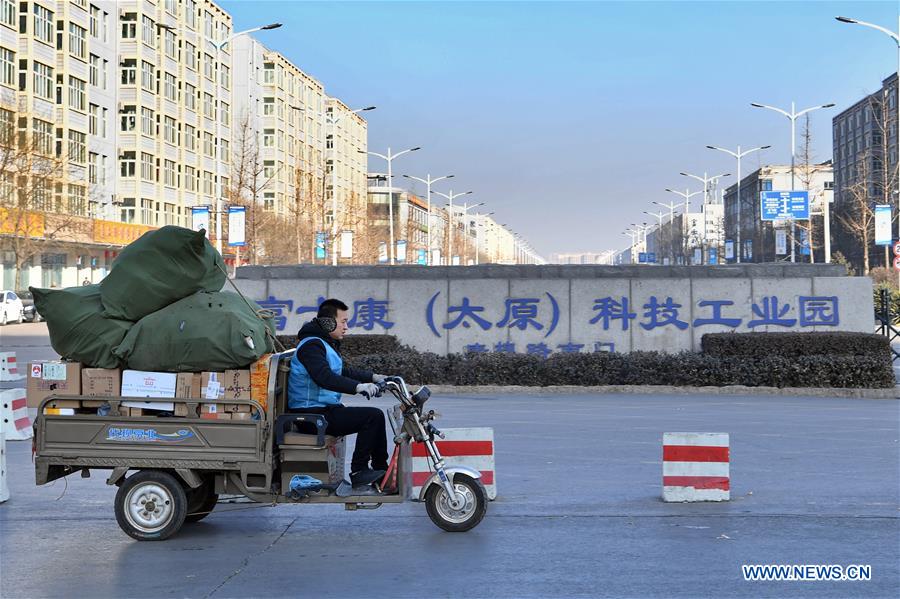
{"left": 875, "top": 287, "right": 900, "bottom": 363}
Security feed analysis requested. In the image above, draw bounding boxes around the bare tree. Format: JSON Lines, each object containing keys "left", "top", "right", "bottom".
{"left": 0, "top": 109, "right": 82, "bottom": 290}
{"left": 836, "top": 149, "right": 877, "bottom": 274}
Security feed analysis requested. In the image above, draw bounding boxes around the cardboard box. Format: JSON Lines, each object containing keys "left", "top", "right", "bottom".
{"left": 127, "top": 408, "right": 143, "bottom": 417}
{"left": 175, "top": 373, "right": 202, "bottom": 398}
{"left": 200, "top": 372, "right": 225, "bottom": 400}
{"left": 27, "top": 361, "right": 82, "bottom": 408}
{"left": 121, "top": 370, "right": 177, "bottom": 399}
{"left": 201, "top": 402, "right": 250, "bottom": 415}
{"left": 122, "top": 400, "right": 175, "bottom": 412}
{"left": 174, "top": 404, "right": 197, "bottom": 418}
{"left": 249, "top": 355, "right": 272, "bottom": 411}
{"left": 44, "top": 399, "right": 81, "bottom": 409}
{"left": 81, "top": 368, "right": 121, "bottom": 398}
{"left": 224, "top": 370, "right": 251, "bottom": 400}
{"left": 200, "top": 412, "right": 232, "bottom": 420}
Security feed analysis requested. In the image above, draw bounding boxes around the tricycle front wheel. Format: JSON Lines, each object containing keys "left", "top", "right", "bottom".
{"left": 114, "top": 470, "right": 187, "bottom": 541}
{"left": 424, "top": 474, "right": 487, "bottom": 532}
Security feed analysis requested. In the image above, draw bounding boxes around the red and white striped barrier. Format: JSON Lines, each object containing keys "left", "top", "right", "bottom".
{"left": 1, "top": 388, "right": 32, "bottom": 441}
{"left": 1, "top": 431, "right": 9, "bottom": 503}
{"left": 411, "top": 427, "right": 496, "bottom": 500}
{"left": 662, "top": 432, "right": 729, "bottom": 502}
{"left": 0, "top": 352, "right": 24, "bottom": 382}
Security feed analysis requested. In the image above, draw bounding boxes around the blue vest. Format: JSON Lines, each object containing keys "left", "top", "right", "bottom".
{"left": 288, "top": 337, "right": 344, "bottom": 409}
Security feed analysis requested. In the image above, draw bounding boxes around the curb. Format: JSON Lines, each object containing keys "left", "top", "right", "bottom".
{"left": 426, "top": 384, "right": 899, "bottom": 400}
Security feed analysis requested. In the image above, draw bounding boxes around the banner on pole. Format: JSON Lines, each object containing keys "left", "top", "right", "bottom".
{"left": 724, "top": 240, "right": 734, "bottom": 260}
{"left": 799, "top": 228, "right": 810, "bottom": 256}
{"left": 227, "top": 206, "right": 246, "bottom": 247}
{"left": 396, "top": 240, "right": 407, "bottom": 263}
{"left": 692, "top": 248, "right": 701, "bottom": 265}
{"left": 431, "top": 248, "right": 441, "bottom": 265}
{"left": 708, "top": 247, "right": 717, "bottom": 265}
{"left": 191, "top": 207, "right": 210, "bottom": 237}
{"left": 378, "top": 242, "right": 388, "bottom": 264}
{"left": 416, "top": 249, "right": 427, "bottom": 265}
{"left": 340, "top": 230, "right": 353, "bottom": 258}
{"left": 875, "top": 204, "right": 892, "bottom": 246}
{"left": 775, "top": 229, "right": 787, "bottom": 255}
{"left": 315, "top": 232, "right": 327, "bottom": 260}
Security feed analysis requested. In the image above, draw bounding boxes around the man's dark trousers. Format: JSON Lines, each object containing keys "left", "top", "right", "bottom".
{"left": 293, "top": 404, "right": 388, "bottom": 473}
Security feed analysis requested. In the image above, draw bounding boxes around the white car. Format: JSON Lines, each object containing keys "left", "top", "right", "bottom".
{"left": 0, "top": 290, "right": 25, "bottom": 325}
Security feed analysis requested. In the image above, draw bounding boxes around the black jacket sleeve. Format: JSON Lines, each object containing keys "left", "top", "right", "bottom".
{"left": 296, "top": 340, "right": 361, "bottom": 395}
{"left": 342, "top": 364, "right": 374, "bottom": 383}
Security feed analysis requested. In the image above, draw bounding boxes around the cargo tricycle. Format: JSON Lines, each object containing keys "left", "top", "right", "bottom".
{"left": 33, "top": 349, "right": 487, "bottom": 540}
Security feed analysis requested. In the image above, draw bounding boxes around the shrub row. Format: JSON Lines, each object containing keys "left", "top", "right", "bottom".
{"left": 276, "top": 334, "right": 400, "bottom": 358}
{"left": 700, "top": 332, "right": 889, "bottom": 359}
{"left": 347, "top": 349, "right": 894, "bottom": 389}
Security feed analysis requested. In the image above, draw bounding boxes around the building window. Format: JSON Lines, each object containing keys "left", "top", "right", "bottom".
{"left": 120, "top": 105, "right": 136, "bottom": 132}
{"left": 0, "top": 0, "right": 14, "bottom": 29}
{"left": 184, "top": 124, "right": 195, "bottom": 150}
{"left": 203, "top": 131, "right": 214, "bottom": 157}
{"left": 140, "top": 107, "right": 154, "bottom": 137}
{"left": 88, "top": 103, "right": 99, "bottom": 134}
{"left": 0, "top": 107, "right": 11, "bottom": 145}
{"left": 141, "top": 15, "right": 155, "bottom": 47}
{"left": 33, "top": 61, "right": 52, "bottom": 100}
{"left": 68, "top": 184, "right": 86, "bottom": 215}
{"left": 203, "top": 170, "right": 213, "bottom": 195}
{"left": 164, "top": 160, "right": 176, "bottom": 187}
{"left": 220, "top": 139, "right": 228, "bottom": 162}
{"left": 164, "top": 29, "right": 176, "bottom": 59}
{"left": 68, "top": 76, "right": 86, "bottom": 111}
{"left": 120, "top": 12, "right": 136, "bottom": 39}
{"left": 120, "top": 151, "right": 136, "bottom": 177}
{"left": 88, "top": 152, "right": 98, "bottom": 184}
{"left": 185, "top": 0, "right": 196, "bottom": 28}
{"left": 263, "top": 191, "right": 275, "bottom": 211}
{"left": 165, "top": 0, "right": 177, "bottom": 15}
{"left": 88, "top": 53, "right": 99, "bottom": 85}
{"left": 69, "top": 22, "right": 86, "bottom": 60}
{"left": 163, "top": 72, "right": 177, "bottom": 101}
{"left": 263, "top": 160, "right": 275, "bottom": 179}
{"left": 263, "top": 97, "right": 274, "bottom": 116}
{"left": 185, "top": 83, "right": 196, "bottom": 110}
{"left": 220, "top": 64, "right": 229, "bottom": 89}
{"left": 263, "top": 62, "right": 274, "bottom": 84}
{"left": 140, "top": 152, "right": 154, "bottom": 181}
{"left": 140, "top": 199, "right": 154, "bottom": 225}
{"left": 221, "top": 102, "right": 229, "bottom": 126}
{"left": 0, "top": 47, "right": 13, "bottom": 87}
{"left": 203, "top": 53, "right": 214, "bottom": 81}
{"left": 33, "top": 118, "right": 53, "bottom": 154}
{"left": 185, "top": 41, "right": 196, "bottom": 70}
{"left": 120, "top": 58, "right": 136, "bottom": 85}
{"left": 263, "top": 128, "right": 274, "bottom": 147}
{"left": 184, "top": 166, "right": 196, "bottom": 191}
{"left": 67, "top": 130, "right": 86, "bottom": 164}
{"left": 89, "top": 4, "right": 100, "bottom": 37}
{"left": 204, "top": 10, "right": 213, "bottom": 38}
{"left": 141, "top": 60, "right": 154, "bottom": 91}
{"left": 203, "top": 92, "right": 214, "bottom": 119}
{"left": 164, "top": 116, "right": 177, "bottom": 145}
{"left": 33, "top": 3, "right": 53, "bottom": 44}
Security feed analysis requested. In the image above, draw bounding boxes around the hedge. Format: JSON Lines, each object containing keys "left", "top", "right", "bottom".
{"left": 347, "top": 349, "right": 894, "bottom": 389}
{"left": 276, "top": 334, "right": 400, "bottom": 358}
{"left": 701, "top": 332, "right": 889, "bottom": 359}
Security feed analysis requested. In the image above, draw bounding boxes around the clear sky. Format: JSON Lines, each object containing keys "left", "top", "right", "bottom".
{"left": 219, "top": 0, "right": 899, "bottom": 259}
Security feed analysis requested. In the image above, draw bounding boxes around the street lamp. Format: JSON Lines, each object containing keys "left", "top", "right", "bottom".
{"left": 664, "top": 187, "right": 703, "bottom": 214}
{"left": 836, "top": 15, "right": 899, "bottom": 273}
{"left": 207, "top": 22, "right": 282, "bottom": 254}
{"left": 707, "top": 144, "right": 770, "bottom": 262}
{"left": 362, "top": 146, "right": 421, "bottom": 264}
{"left": 452, "top": 201, "right": 485, "bottom": 265}
{"left": 679, "top": 171, "right": 731, "bottom": 206}
{"left": 433, "top": 190, "right": 472, "bottom": 264}
{"left": 472, "top": 210, "right": 494, "bottom": 265}
{"left": 402, "top": 173, "right": 453, "bottom": 265}
{"left": 751, "top": 100, "right": 835, "bottom": 262}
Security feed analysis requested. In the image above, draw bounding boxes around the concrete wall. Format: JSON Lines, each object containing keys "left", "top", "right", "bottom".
{"left": 233, "top": 264, "right": 875, "bottom": 356}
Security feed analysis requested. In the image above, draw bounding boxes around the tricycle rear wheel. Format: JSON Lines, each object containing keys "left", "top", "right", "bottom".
{"left": 425, "top": 474, "right": 487, "bottom": 532}
{"left": 114, "top": 470, "right": 187, "bottom": 541}
{"left": 185, "top": 481, "right": 218, "bottom": 523}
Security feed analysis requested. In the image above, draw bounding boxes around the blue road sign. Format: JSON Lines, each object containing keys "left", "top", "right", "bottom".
{"left": 638, "top": 252, "right": 647, "bottom": 263}
{"left": 760, "top": 191, "right": 809, "bottom": 221}
{"left": 647, "top": 252, "right": 656, "bottom": 263}
{"left": 708, "top": 247, "right": 717, "bottom": 264}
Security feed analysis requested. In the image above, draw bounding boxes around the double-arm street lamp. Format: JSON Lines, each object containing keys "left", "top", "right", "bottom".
{"left": 457, "top": 201, "right": 486, "bottom": 265}
{"left": 706, "top": 145, "right": 770, "bottom": 262}
{"left": 432, "top": 190, "right": 472, "bottom": 264}
{"left": 209, "top": 22, "right": 282, "bottom": 253}
{"left": 362, "top": 146, "right": 421, "bottom": 264}
{"left": 679, "top": 171, "right": 731, "bottom": 206}
{"left": 751, "top": 101, "right": 834, "bottom": 262}
{"left": 402, "top": 173, "right": 454, "bottom": 265}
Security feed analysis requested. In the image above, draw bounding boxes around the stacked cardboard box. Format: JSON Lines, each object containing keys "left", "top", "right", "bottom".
{"left": 27, "top": 361, "right": 82, "bottom": 408}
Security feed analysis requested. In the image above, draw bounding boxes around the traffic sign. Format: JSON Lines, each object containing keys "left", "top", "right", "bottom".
{"left": 638, "top": 252, "right": 647, "bottom": 263}
{"left": 893, "top": 240, "right": 900, "bottom": 257}
{"left": 894, "top": 256, "right": 900, "bottom": 272}
{"left": 647, "top": 252, "right": 656, "bottom": 263}
{"left": 760, "top": 191, "right": 810, "bottom": 221}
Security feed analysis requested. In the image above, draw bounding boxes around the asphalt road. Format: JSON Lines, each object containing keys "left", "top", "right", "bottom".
{"left": 1, "top": 323, "right": 898, "bottom": 598}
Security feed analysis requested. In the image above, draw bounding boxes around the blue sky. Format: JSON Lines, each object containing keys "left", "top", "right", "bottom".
{"left": 220, "top": 0, "right": 899, "bottom": 258}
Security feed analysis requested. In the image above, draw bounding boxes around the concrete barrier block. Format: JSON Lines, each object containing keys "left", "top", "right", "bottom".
{"left": 663, "top": 432, "right": 729, "bottom": 502}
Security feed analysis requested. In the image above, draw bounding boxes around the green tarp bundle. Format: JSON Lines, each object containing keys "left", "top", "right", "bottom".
{"left": 30, "top": 285, "right": 132, "bottom": 369}
{"left": 113, "top": 291, "right": 275, "bottom": 372}
{"left": 100, "top": 225, "right": 226, "bottom": 321}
